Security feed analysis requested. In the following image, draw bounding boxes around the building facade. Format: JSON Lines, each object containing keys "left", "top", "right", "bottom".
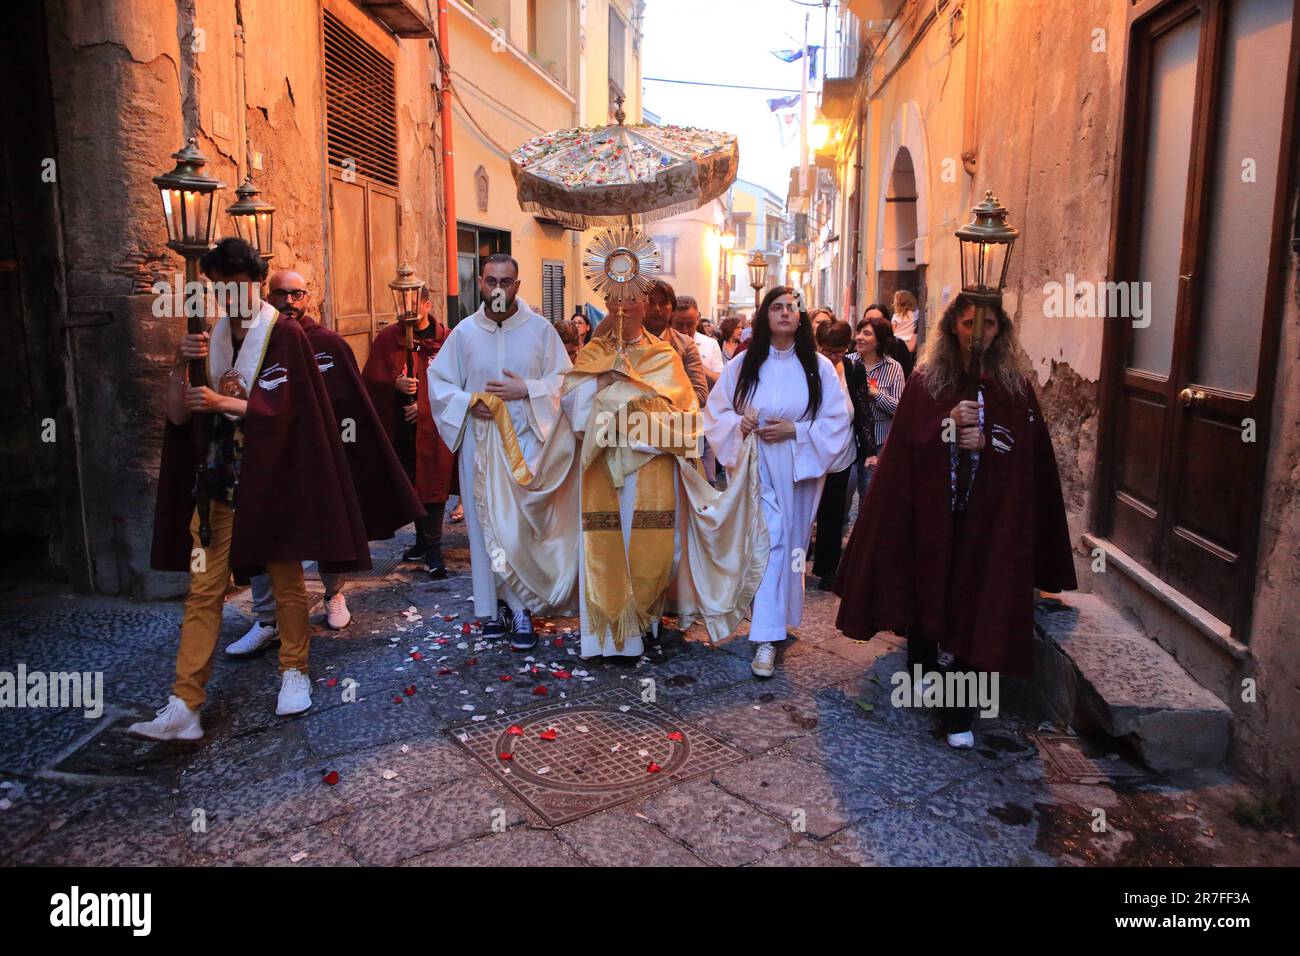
{"left": 822, "top": 0, "right": 1300, "bottom": 817}
{"left": 727, "top": 178, "right": 787, "bottom": 313}
{"left": 450, "top": 0, "right": 645, "bottom": 323}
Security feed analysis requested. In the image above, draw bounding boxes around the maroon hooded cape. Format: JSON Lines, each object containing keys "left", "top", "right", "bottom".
{"left": 297, "top": 314, "right": 424, "bottom": 540}
{"left": 833, "top": 372, "right": 1077, "bottom": 677}
{"left": 150, "top": 316, "right": 372, "bottom": 576}
{"left": 361, "top": 321, "right": 455, "bottom": 504}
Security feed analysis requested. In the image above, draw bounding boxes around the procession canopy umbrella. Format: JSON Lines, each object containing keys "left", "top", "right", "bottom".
{"left": 510, "top": 98, "right": 739, "bottom": 230}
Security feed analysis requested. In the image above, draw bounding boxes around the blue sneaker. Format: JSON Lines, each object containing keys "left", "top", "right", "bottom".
{"left": 481, "top": 600, "right": 511, "bottom": 639}
{"left": 510, "top": 608, "right": 537, "bottom": 651}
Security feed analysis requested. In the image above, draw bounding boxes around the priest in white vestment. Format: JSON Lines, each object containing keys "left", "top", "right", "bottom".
{"left": 704, "top": 287, "right": 851, "bottom": 678}
{"left": 426, "top": 255, "right": 571, "bottom": 649}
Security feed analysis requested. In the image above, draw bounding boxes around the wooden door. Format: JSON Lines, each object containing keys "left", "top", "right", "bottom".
{"left": 1098, "top": 0, "right": 1298, "bottom": 635}
{"left": 328, "top": 171, "right": 398, "bottom": 369}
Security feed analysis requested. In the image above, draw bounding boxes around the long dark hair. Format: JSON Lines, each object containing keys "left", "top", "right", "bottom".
{"left": 733, "top": 286, "right": 822, "bottom": 421}
{"left": 918, "top": 293, "right": 1024, "bottom": 400}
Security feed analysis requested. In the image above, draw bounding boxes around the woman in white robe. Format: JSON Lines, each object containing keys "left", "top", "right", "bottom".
{"left": 704, "top": 287, "right": 851, "bottom": 678}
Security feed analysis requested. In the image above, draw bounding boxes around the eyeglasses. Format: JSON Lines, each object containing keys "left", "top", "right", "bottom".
{"left": 481, "top": 276, "right": 518, "bottom": 289}
{"left": 268, "top": 288, "right": 308, "bottom": 301}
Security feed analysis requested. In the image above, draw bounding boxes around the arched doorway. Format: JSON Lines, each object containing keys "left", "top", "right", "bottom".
{"left": 874, "top": 101, "right": 931, "bottom": 341}
{"left": 877, "top": 146, "right": 926, "bottom": 343}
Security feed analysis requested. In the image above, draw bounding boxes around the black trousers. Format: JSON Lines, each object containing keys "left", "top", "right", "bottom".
{"left": 905, "top": 633, "right": 977, "bottom": 735}
{"left": 414, "top": 502, "right": 446, "bottom": 560}
{"left": 811, "top": 467, "right": 852, "bottom": 580}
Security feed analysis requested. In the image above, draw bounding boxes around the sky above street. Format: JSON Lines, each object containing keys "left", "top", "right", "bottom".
{"left": 641, "top": 0, "right": 834, "bottom": 199}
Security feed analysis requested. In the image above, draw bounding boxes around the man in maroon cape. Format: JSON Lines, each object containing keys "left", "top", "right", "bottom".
{"left": 131, "top": 239, "right": 369, "bottom": 742}
{"left": 225, "top": 269, "right": 425, "bottom": 655}
{"left": 362, "top": 287, "right": 455, "bottom": 578}
{"left": 834, "top": 293, "right": 1076, "bottom": 748}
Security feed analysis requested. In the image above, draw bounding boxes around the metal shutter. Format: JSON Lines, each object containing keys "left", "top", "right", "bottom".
{"left": 324, "top": 11, "right": 399, "bottom": 187}
{"left": 542, "top": 260, "right": 564, "bottom": 323}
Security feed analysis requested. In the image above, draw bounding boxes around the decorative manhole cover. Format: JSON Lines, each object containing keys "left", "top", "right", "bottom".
{"left": 1032, "top": 733, "right": 1146, "bottom": 784}
{"left": 450, "top": 687, "right": 745, "bottom": 825}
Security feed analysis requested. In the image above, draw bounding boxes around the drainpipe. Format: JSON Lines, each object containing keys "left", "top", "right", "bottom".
{"left": 960, "top": 0, "right": 980, "bottom": 177}
{"left": 437, "top": 0, "right": 460, "bottom": 323}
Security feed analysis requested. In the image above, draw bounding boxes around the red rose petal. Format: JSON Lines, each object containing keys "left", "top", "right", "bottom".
{"left": 461, "top": 623, "right": 472, "bottom": 635}
{"left": 499, "top": 675, "right": 513, "bottom": 682}
{"left": 410, "top": 651, "right": 423, "bottom": 661}
{"left": 322, "top": 770, "right": 340, "bottom": 786}
{"left": 554, "top": 670, "right": 571, "bottom": 679}
{"left": 498, "top": 752, "right": 513, "bottom": 761}
{"left": 437, "top": 667, "right": 454, "bottom": 676}
{"left": 666, "top": 731, "right": 685, "bottom": 742}
{"left": 553, "top": 638, "right": 564, "bottom": 647}
{"left": 538, "top": 728, "right": 557, "bottom": 741}
{"left": 403, "top": 685, "right": 417, "bottom": 696}
{"left": 646, "top": 762, "right": 663, "bottom": 773}
{"left": 465, "top": 657, "right": 478, "bottom": 666}
{"left": 325, "top": 677, "right": 339, "bottom": 688}
{"left": 506, "top": 725, "right": 524, "bottom": 736}
{"left": 533, "top": 685, "right": 548, "bottom": 696}
{"left": 392, "top": 696, "right": 403, "bottom": 704}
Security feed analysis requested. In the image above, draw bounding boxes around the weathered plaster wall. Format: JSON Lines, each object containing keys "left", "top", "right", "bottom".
{"left": 45, "top": 0, "right": 445, "bottom": 597}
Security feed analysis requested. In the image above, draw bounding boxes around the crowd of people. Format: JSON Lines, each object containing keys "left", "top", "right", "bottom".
{"left": 131, "top": 236, "right": 1075, "bottom": 754}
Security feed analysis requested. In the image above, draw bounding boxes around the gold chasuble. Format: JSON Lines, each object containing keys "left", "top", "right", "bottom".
{"left": 563, "top": 331, "right": 698, "bottom": 651}
{"left": 468, "top": 329, "right": 769, "bottom": 654}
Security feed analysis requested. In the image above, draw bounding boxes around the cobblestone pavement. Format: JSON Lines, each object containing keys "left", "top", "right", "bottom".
{"left": 2, "top": 526, "right": 1297, "bottom": 867}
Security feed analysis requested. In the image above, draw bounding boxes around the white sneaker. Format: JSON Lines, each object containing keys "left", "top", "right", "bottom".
{"left": 276, "top": 668, "right": 313, "bottom": 716}
{"left": 751, "top": 643, "right": 777, "bottom": 678}
{"left": 225, "top": 620, "right": 278, "bottom": 657}
{"left": 128, "top": 695, "right": 203, "bottom": 741}
{"left": 325, "top": 592, "right": 350, "bottom": 630}
{"left": 947, "top": 731, "right": 975, "bottom": 749}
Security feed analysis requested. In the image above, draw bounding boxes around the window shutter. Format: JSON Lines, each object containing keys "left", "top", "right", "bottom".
{"left": 324, "top": 11, "right": 399, "bottom": 187}
{"left": 542, "top": 261, "right": 564, "bottom": 323}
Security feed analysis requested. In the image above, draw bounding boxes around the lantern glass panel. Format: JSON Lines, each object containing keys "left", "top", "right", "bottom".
{"left": 258, "top": 212, "right": 273, "bottom": 255}
{"left": 201, "top": 190, "right": 218, "bottom": 245}
{"left": 159, "top": 188, "right": 180, "bottom": 243}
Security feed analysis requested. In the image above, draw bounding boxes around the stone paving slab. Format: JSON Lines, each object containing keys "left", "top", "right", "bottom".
{"left": 338, "top": 774, "right": 533, "bottom": 865}
{"left": 401, "top": 827, "right": 584, "bottom": 867}
{"left": 639, "top": 776, "right": 794, "bottom": 866}
{"left": 712, "top": 753, "right": 889, "bottom": 839}
{"left": 827, "top": 807, "right": 1019, "bottom": 866}
{"left": 555, "top": 808, "right": 707, "bottom": 867}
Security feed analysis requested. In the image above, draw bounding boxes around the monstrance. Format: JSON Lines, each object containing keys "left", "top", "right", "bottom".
{"left": 583, "top": 226, "right": 662, "bottom": 354}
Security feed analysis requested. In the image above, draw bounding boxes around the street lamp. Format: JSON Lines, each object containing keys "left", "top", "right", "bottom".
{"left": 227, "top": 174, "right": 276, "bottom": 262}
{"left": 747, "top": 250, "right": 768, "bottom": 307}
{"left": 152, "top": 137, "right": 226, "bottom": 546}
{"left": 389, "top": 259, "right": 427, "bottom": 411}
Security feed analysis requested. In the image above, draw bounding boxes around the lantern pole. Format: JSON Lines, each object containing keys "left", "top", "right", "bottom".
{"left": 153, "top": 138, "right": 226, "bottom": 546}
{"left": 390, "top": 260, "right": 427, "bottom": 414}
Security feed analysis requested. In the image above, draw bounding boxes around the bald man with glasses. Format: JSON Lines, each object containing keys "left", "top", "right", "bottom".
{"left": 228, "top": 270, "right": 423, "bottom": 656}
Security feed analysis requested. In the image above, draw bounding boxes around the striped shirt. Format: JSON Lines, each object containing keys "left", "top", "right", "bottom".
{"left": 848, "top": 354, "right": 905, "bottom": 454}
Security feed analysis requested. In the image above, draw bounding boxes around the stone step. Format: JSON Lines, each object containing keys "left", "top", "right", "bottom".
{"left": 1032, "top": 591, "right": 1231, "bottom": 772}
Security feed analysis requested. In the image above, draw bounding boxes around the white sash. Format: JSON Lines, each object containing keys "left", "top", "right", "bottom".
{"left": 207, "top": 299, "right": 278, "bottom": 419}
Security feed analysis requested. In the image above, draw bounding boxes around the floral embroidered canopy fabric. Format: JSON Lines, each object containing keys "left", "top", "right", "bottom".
{"left": 510, "top": 122, "right": 739, "bottom": 229}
